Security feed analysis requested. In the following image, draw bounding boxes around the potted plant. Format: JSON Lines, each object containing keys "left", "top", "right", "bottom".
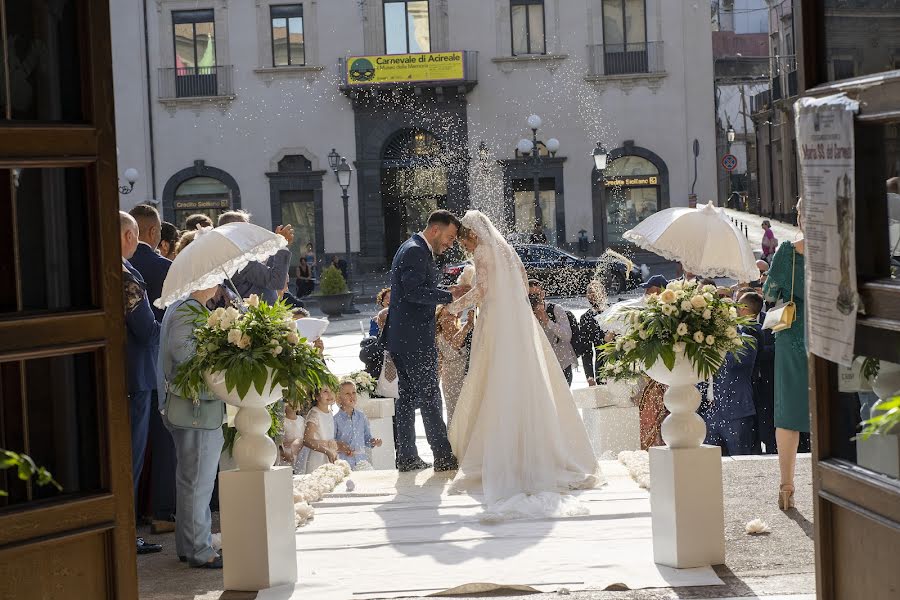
{"left": 175, "top": 295, "right": 336, "bottom": 471}
{"left": 599, "top": 279, "right": 756, "bottom": 448}
{"left": 316, "top": 265, "right": 352, "bottom": 317}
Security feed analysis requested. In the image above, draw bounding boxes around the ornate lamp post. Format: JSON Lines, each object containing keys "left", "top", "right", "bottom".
{"left": 327, "top": 149, "right": 359, "bottom": 313}
{"left": 517, "top": 114, "right": 559, "bottom": 229}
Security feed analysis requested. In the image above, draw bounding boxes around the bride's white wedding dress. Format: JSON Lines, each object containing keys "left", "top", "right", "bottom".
{"left": 447, "top": 210, "right": 603, "bottom": 520}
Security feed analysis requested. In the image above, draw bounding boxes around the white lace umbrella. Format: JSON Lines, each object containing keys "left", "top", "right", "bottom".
{"left": 623, "top": 202, "right": 759, "bottom": 282}
{"left": 155, "top": 222, "right": 287, "bottom": 308}
{"left": 596, "top": 296, "right": 644, "bottom": 335}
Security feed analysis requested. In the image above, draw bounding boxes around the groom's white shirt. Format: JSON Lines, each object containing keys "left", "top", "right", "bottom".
{"left": 417, "top": 231, "right": 434, "bottom": 257}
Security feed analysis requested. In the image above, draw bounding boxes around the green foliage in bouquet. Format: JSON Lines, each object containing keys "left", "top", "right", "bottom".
{"left": 319, "top": 265, "right": 348, "bottom": 295}
{"left": 0, "top": 450, "right": 63, "bottom": 497}
{"left": 599, "top": 280, "right": 757, "bottom": 382}
{"left": 858, "top": 395, "right": 900, "bottom": 441}
{"left": 173, "top": 295, "right": 338, "bottom": 408}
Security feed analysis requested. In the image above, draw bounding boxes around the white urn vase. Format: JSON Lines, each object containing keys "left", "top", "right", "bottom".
{"left": 645, "top": 350, "right": 707, "bottom": 449}
{"left": 204, "top": 369, "right": 285, "bottom": 471}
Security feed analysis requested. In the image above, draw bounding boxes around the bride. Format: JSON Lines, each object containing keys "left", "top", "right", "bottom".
{"left": 446, "top": 210, "right": 603, "bottom": 520}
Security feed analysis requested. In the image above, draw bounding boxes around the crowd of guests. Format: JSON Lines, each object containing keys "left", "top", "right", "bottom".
{"left": 121, "top": 205, "right": 334, "bottom": 568}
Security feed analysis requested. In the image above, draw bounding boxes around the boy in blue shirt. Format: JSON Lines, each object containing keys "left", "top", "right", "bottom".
{"left": 334, "top": 381, "right": 382, "bottom": 470}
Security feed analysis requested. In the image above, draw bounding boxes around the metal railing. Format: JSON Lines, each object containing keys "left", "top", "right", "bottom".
{"left": 587, "top": 41, "right": 664, "bottom": 77}
{"left": 338, "top": 50, "right": 478, "bottom": 87}
{"left": 158, "top": 65, "right": 234, "bottom": 99}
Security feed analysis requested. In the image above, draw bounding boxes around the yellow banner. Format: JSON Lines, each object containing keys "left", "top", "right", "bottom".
{"left": 346, "top": 52, "right": 465, "bottom": 85}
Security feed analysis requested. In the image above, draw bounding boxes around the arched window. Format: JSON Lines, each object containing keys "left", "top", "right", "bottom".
{"left": 174, "top": 176, "right": 231, "bottom": 228}
{"left": 603, "top": 155, "right": 660, "bottom": 246}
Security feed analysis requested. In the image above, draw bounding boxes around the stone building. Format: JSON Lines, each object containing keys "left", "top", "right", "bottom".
{"left": 112, "top": 0, "right": 717, "bottom": 271}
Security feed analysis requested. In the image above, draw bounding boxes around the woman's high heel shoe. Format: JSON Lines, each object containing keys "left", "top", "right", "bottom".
{"left": 778, "top": 484, "right": 795, "bottom": 510}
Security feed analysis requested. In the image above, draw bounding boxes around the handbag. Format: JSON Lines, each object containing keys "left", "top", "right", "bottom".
{"left": 164, "top": 383, "right": 225, "bottom": 431}
{"left": 763, "top": 248, "right": 796, "bottom": 332}
{"left": 375, "top": 351, "right": 399, "bottom": 398}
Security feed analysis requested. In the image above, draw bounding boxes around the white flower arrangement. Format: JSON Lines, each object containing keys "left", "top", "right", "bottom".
{"left": 292, "top": 459, "right": 352, "bottom": 527}
{"left": 346, "top": 370, "right": 376, "bottom": 396}
{"left": 599, "top": 279, "right": 757, "bottom": 381}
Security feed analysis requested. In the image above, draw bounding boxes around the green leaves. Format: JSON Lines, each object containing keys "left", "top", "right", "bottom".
{"left": 858, "top": 395, "right": 900, "bottom": 441}
{"left": 174, "top": 298, "right": 336, "bottom": 405}
{"left": 0, "top": 449, "right": 63, "bottom": 497}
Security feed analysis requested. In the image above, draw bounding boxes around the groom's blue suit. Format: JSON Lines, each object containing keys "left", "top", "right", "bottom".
{"left": 383, "top": 234, "right": 455, "bottom": 467}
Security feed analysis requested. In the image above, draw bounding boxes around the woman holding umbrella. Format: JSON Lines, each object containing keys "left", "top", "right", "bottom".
{"left": 155, "top": 222, "right": 290, "bottom": 568}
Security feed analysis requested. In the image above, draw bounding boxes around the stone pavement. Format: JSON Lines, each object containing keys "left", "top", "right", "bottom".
{"left": 722, "top": 209, "right": 800, "bottom": 259}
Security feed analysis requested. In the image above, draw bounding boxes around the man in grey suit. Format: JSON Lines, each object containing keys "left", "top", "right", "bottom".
{"left": 383, "top": 210, "right": 470, "bottom": 472}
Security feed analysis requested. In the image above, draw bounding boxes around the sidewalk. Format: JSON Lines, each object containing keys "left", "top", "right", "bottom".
{"left": 722, "top": 208, "right": 800, "bottom": 259}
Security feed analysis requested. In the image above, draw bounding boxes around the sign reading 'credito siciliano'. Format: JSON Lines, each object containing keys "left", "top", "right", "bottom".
{"left": 346, "top": 52, "right": 465, "bottom": 85}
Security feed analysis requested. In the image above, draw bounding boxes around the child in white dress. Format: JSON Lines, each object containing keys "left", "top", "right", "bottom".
{"left": 302, "top": 386, "right": 339, "bottom": 473}
{"left": 280, "top": 403, "right": 305, "bottom": 473}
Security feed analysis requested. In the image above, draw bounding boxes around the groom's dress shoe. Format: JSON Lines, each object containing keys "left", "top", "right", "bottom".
{"left": 398, "top": 458, "right": 432, "bottom": 472}
{"left": 434, "top": 457, "right": 459, "bottom": 472}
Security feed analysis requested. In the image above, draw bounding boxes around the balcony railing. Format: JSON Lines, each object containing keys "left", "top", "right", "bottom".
{"left": 158, "top": 65, "right": 234, "bottom": 99}
{"left": 587, "top": 41, "right": 664, "bottom": 77}
{"left": 751, "top": 88, "right": 771, "bottom": 114}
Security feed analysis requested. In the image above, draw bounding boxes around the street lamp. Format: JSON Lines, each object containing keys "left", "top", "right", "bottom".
{"left": 330, "top": 152, "right": 359, "bottom": 313}
{"left": 726, "top": 126, "right": 736, "bottom": 144}
{"left": 592, "top": 142, "right": 608, "bottom": 172}
{"left": 518, "top": 114, "right": 559, "bottom": 229}
{"left": 119, "top": 167, "right": 139, "bottom": 194}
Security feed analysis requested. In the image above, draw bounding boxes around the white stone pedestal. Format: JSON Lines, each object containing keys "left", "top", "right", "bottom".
{"left": 649, "top": 445, "right": 725, "bottom": 568}
{"left": 361, "top": 397, "right": 396, "bottom": 470}
{"left": 219, "top": 466, "right": 298, "bottom": 591}
{"left": 574, "top": 385, "right": 641, "bottom": 457}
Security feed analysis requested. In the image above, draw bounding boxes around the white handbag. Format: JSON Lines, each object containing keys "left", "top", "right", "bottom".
{"left": 375, "top": 351, "right": 399, "bottom": 398}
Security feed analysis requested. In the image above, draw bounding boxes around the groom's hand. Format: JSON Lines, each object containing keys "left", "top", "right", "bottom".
{"left": 450, "top": 284, "right": 471, "bottom": 300}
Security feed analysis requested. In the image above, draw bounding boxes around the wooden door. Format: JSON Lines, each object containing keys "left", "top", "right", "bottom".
{"left": 796, "top": 2, "right": 900, "bottom": 599}
{"left": 0, "top": 0, "right": 138, "bottom": 598}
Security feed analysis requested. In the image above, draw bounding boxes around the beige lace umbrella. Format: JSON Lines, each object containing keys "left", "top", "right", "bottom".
{"left": 623, "top": 202, "right": 759, "bottom": 282}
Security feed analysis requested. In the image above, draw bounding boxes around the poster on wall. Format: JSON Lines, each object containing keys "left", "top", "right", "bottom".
{"left": 794, "top": 93, "right": 860, "bottom": 366}
{"left": 346, "top": 52, "right": 465, "bottom": 85}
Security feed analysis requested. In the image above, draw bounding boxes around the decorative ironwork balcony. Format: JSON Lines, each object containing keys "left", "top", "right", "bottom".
{"left": 751, "top": 89, "right": 772, "bottom": 114}
{"left": 587, "top": 41, "right": 665, "bottom": 77}
{"left": 158, "top": 65, "right": 234, "bottom": 100}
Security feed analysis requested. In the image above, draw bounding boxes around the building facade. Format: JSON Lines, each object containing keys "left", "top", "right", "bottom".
{"left": 711, "top": 0, "right": 769, "bottom": 210}
{"left": 112, "top": 0, "right": 716, "bottom": 271}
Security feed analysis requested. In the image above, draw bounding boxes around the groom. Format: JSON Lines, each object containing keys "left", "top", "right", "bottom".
{"left": 383, "top": 210, "right": 470, "bottom": 472}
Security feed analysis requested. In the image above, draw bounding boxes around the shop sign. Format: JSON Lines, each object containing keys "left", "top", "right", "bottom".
{"left": 174, "top": 198, "right": 230, "bottom": 210}
{"left": 346, "top": 52, "right": 464, "bottom": 85}
{"left": 604, "top": 176, "right": 658, "bottom": 187}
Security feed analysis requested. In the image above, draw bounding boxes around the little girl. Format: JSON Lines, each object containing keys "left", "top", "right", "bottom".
{"left": 436, "top": 305, "right": 473, "bottom": 426}
{"left": 302, "top": 386, "right": 339, "bottom": 473}
{"left": 281, "top": 403, "right": 305, "bottom": 473}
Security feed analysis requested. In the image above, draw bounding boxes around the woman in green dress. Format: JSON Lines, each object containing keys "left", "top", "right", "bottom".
{"left": 763, "top": 198, "right": 809, "bottom": 510}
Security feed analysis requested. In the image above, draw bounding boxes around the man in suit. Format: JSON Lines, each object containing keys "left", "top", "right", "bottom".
{"left": 128, "top": 204, "right": 178, "bottom": 535}
{"left": 699, "top": 295, "right": 761, "bottom": 456}
{"left": 383, "top": 210, "right": 470, "bottom": 472}
{"left": 120, "top": 212, "right": 163, "bottom": 553}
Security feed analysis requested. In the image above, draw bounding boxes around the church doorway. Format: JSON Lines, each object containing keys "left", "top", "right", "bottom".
{"left": 380, "top": 129, "right": 448, "bottom": 263}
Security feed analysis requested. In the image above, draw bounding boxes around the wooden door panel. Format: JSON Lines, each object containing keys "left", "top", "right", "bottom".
{"left": 0, "top": 528, "right": 113, "bottom": 600}
{"left": 831, "top": 505, "right": 900, "bottom": 600}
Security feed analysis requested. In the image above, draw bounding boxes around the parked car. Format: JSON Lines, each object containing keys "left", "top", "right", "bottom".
{"left": 441, "top": 244, "right": 643, "bottom": 296}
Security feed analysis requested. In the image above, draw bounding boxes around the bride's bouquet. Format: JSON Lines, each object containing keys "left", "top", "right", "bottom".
{"left": 598, "top": 280, "right": 757, "bottom": 382}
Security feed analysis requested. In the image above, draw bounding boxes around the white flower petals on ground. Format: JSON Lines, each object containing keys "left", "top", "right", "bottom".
{"left": 618, "top": 450, "right": 651, "bottom": 490}
{"left": 745, "top": 518, "right": 770, "bottom": 535}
